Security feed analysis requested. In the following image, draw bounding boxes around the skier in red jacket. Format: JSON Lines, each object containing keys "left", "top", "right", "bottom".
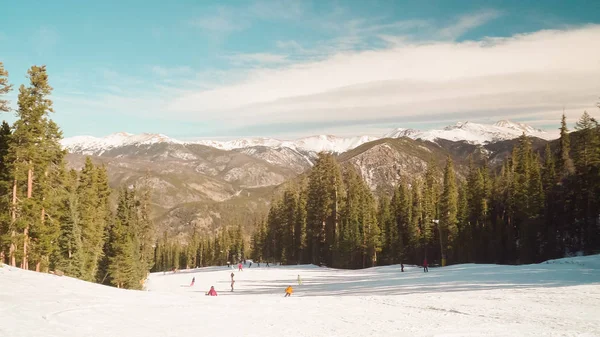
{"left": 206, "top": 286, "right": 217, "bottom": 296}
{"left": 423, "top": 258, "right": 429, "bottom": 273}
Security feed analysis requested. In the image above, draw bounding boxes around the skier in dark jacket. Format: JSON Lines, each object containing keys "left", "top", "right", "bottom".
{"left": 423, "top": 258, "right": 429, "bottom": 272}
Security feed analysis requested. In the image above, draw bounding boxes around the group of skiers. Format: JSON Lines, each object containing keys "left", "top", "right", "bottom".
{"left": 195, "top": 258, "right": 430, "bottom": 297}
{"left": 194, "top": 272, "right": 302, "bottom": 297}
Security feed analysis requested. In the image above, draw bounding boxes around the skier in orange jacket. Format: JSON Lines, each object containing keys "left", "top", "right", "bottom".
{"left": 284, "top": 285, "right": 293, "bottom": 297}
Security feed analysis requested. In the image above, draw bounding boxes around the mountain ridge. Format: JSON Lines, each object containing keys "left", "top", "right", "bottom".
{"left": 62, "top": 120, "right": 559, "bottom": 155}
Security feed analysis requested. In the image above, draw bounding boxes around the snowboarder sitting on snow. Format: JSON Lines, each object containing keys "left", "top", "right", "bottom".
{"left": 284, "top": 286, "right": 293, "bottom": 297}
{"left": 206, "top": 286, "right": 217, "bottom": 296}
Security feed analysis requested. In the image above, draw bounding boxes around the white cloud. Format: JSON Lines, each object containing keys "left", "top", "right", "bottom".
{"left": 167, "top": 25, "right": 600, "bottom": 135}
{"left": 438, "top": 9, "right": 503, "bottom": 39}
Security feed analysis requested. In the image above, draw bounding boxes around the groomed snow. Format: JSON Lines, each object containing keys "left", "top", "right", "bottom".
{"left": 1, "top": 256, "right": 599, "bottom": 337}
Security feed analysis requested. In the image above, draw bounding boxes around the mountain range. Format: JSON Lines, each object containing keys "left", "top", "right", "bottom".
{"left": 62, "top": 120, "right": 558, "bottom": 238}
{"left": 62, "top": 120, "right": 557, "bottom": 156}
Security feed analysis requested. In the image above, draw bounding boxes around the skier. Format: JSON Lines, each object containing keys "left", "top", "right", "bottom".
{"left": 284, "top": 285, "right": 293, "bottom": 297}
{"left": 423, "top": 258, "right": 428, "bottom": 273}
{"left": 297, "top": 274, "right": 302, "bottom": 285}
{"left": 227, "top": 261, "right": 230, "bottom": 268}
{"left": 206, "top": 286, "right": 217, "bottom": 296}
{"left": 190, "top": 277, "right": 195, "bottom": 287}
{"left": 266, "top": 261, "right": 270, "bottom": 267}
{"left": 249, "top": 262, "right": 252, "bottom": 268}
{"left": 238, "top": 263, "right": 243, "bottom": 271}
{"left": 257, "top": 262, "right": 260, "bottom": 267}
{"left": 231, "top": 279, "right": 235, "bottom": 292}
{"left": 401, "top": 263, "right": 404, "bottom": 272}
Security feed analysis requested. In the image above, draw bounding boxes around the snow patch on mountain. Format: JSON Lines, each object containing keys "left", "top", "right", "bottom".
{"left": 62, "top": 132, "right": 181, "bottom": 155}
{"left": 385, "top": 120, "right": 558, "bottom": 144}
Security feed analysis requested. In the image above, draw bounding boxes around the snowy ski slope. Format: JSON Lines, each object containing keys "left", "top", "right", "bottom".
{"left": 1, "top": 256, "right": 599, "bottom": 337}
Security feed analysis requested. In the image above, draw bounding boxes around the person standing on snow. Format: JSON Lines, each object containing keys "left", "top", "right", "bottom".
{"left": 401, "top": 263, "right": 404, "bottom": 272}
{"left": 238, "top": 263, "right": 243, "bottom": 271}
{"left": 297, "top": 274, "right": 302, "bottom": 285}
{"left": 230, "top": 272, "right": 235, "bottom": 292}
{"left": 423, "top": 258, "right": 428, "bottom": 273}
{"left": 190, "top": 277, "right": 195, "bottom": 287}
{"left": 284, "top": 285, "right": 293, "bottom": 297}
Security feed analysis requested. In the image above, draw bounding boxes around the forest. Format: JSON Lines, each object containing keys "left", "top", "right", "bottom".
{"left": 0, "top": 63, "right": 154, "bottom": 289}
{"left": 249, "top": 113, "right": 600, "bottom": 268}
{"left": 2, "top": 62, "right": 599, "bottom": 289}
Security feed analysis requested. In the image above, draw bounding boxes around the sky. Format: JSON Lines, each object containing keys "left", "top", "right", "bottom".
{"left": 1, "top": 0, "right": 599, "bottom": 140}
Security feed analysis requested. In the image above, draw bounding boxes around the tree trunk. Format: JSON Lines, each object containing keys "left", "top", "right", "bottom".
{"left": 10, "top": 178, "right": 17, "bottom": 267}
{"left": 22, "top": 167, "right": 33, "bottom": 270}
{"left": 36, "top": 261, "right": 41, "bottom": 272}
{"left": 22, "top": 226, "right": 29, "bottom": 270}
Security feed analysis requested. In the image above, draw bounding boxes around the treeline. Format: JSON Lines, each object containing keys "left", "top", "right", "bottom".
{"left": 253, "top": 111, "right": 600, "bottom": 268}
{"left": 0, "top": 62, "right": 154, "bottom": 289}
{"left": 153, "top": 225, "right": 246, "bottom": 272}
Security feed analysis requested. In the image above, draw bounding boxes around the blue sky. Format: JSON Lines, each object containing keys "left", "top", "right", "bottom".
{"left": 1, "top": 0, "right": 599, "bottom": 140}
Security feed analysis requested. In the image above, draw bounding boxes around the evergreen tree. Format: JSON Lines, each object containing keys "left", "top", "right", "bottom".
{"left": 439, "top": 157, "right": 458, "bottom": 264}
{"left": 0, "top": 62, "right": 11, "bottom": 113}
{"left": 6, "top": 65, "right": 58, "bottom": 269}
{"left": 305, "top": 153, "right": 343, "bottom": 266}
{"left": 557, "top": 113, "right": 575, "bottom": 177}
{"left": 0, "top": 121, "right": 12, "bottom": 263}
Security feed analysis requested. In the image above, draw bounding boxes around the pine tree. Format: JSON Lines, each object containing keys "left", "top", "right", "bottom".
{"left": 557, "top": 113, "right": 575, "bottom": 177}
{"left": 0, "top": 121, "right": 11, "bottom": 263}
{"left": 572, "top": 111, "right": 600, "bottom": 252}
{"left": 77, "top": 158, "right": 102, "bottom": 280}
{"left": 305, "top": 153, "right": 343, "bottom": 266}
{"left": 7, "top": 65, "right": 57, "bottom": 269}
{"left": 439, "top": 156, "right": 458, "bottom": 265}
{"left": 0, "top": 62, "right": 12, "bottom": 112}
{"left": 60, "top": 169, "right": 85, "bottom": 276}
{"left": 573, "top": 111, "right": 600, "bottom": 170}
{"left": 378, "top": 195, "right": 395, "bottom": 264}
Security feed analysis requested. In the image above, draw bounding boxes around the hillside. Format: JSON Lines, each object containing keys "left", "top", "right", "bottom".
{"left": 1, "top": 255, "right": 599, "bottom": 336}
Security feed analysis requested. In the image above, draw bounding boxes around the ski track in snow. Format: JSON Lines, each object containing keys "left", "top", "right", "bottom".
{"left": 1, "top": 256, "right": 600, "bottom": 337}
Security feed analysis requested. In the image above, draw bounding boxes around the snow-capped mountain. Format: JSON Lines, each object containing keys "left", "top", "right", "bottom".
{"left": 61, "top": 120, "right": 558, "bottom": 156}
{"left": 62, "top": 133, "right": 378, "bottom": 155}
{"left": 384, "top": 120, "right": 558, "bottom": 144}
{"left": 62, "top": 132, "right": 181, "bottom": 156}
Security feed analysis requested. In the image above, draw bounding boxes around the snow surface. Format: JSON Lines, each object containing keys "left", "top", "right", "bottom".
{"left": 1, "top": 256, "right": 600, "bottom": 337}
{"left": 62, "top": 120, "right": 558, "bottom": 156}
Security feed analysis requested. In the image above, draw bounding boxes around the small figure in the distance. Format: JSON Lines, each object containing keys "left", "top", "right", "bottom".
{"left": 190, "top": 277, "right": 195, "bottom": 286}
